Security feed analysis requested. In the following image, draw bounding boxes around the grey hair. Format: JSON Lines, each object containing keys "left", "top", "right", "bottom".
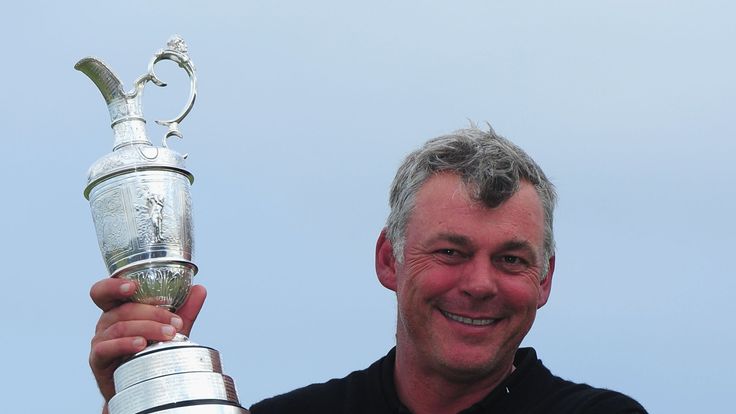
{"left": 385, "top": 126, "right": 556, "bottom": 277}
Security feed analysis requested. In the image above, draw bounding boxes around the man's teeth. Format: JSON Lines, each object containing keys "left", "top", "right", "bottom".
{"left": 441, "top": 310, "right": 495, "bottom": 326}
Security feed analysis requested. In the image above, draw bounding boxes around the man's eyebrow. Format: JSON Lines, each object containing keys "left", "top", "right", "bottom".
{"left": 431, "top": 233, "right": 473, "bottom": 247}
{"left": 500, "top": 239, "right": 533, "bottom": 251}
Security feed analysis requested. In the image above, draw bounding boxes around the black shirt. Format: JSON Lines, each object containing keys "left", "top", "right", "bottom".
{"left": 250, "top": 347, "right": 647, "bottom": 413}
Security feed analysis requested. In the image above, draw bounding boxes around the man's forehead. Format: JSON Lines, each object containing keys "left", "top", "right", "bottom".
{"left": 408, "top": 175, "right": 546, "bottom": 243}
{"left": 414, "top": 173, "right": 541, "bottom": 211}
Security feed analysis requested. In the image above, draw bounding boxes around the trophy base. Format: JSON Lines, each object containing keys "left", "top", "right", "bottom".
{"left": 109, "top": 335, "right": 248, "bottom": 414}
{"left": 134, "top": 403, "right": 249, "bottom": 414}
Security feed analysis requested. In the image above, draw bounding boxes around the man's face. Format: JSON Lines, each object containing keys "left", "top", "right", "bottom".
{"left": 376, "top": 173, "right": 553, "bottom": 381}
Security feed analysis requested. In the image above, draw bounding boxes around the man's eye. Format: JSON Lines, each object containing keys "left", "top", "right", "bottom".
{"left": 434, "top": 249, "right": 467, "bottom": 261}
{"left": 495, "top": 255, "right": 529, "bottom": 272}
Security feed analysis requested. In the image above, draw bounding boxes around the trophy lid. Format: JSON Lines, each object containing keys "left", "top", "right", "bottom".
{"left": 84, "top": 145, "right": 193, "bottom": 199}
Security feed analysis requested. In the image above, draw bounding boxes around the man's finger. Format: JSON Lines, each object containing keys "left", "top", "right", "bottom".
{"left": 90, "top": 336, "right": 148, "bottom": 372}
{"left": 90, "top": 278, "right": 138, "bottom": 312}
{"left": 89, "top": 336, "right": 148, "bottom": 402}
{"left": 176, "top": 284, "right": 207, "bottom": 336}
{"left": 96, "top": 320, "right": 180, "bottom": 343}
{"left": 96, "top": 302, "right": 182, "bottom": 335}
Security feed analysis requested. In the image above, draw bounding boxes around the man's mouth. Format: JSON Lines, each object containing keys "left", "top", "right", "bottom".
{"left": 440, "top": 309, "right": 497, "bottom": 326}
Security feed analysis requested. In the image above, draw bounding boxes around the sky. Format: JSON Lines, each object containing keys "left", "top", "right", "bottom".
{"left": 0, "top": 1, "right": 734, "bottom": 412}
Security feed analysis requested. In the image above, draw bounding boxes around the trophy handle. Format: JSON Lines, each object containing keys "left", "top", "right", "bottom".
{"left": 133, "top": 35, "right": 198, "bottom": 147}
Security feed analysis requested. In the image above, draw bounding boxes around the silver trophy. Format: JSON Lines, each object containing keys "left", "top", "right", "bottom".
{"left": 78, "top": 36, "right": 249, "bottom": 414}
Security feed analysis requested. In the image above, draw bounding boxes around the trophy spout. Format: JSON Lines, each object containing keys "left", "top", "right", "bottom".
{"left": 74, "top": 58, "right": 126, "bottom": 106}
{"left": 75, "top": 57, "right": 151, "bottom": 150}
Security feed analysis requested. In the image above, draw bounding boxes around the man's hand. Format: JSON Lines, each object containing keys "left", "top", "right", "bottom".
{"left": 89, "top": 277, "right": 206, "bottom": 403}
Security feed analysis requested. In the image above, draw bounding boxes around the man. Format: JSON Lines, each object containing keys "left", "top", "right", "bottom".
{"left": 90, "top": 127, "right": 647, "bottom": 413}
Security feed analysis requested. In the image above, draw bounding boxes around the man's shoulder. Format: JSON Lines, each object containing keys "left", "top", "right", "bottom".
{"left": 529, "top": 378, "right": 646, "bottom": 413}
{"left": 249, "top": 369, "right": 369, "bottom": 413}
{"left": 249, "top": 350, "right": 395, "bottom": 414}
{"left": 510, "top": 348, "right": 646, "bottom": 414}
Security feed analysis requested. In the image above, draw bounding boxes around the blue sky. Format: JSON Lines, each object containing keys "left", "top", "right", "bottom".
{"left": 0, "top": 1, "right": 734, "bottom": 412}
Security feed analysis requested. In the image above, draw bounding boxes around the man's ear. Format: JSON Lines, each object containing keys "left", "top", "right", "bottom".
{"left": 537, "top": 255, "right": 555, "bottom": 309}
{"left": 375, "top": 229, "right": 398, "bottom": 292}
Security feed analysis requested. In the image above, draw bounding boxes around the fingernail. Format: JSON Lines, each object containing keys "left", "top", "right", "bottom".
{"left": 161, "top": 325, "right": 176, "bottom": 338}
{"left": 120, "top": 283, "right": 133, "bottom": 294}
{"left": 170, "top": 316, "right": 183, "bottom": 331}
{"left": 132, "top": 337, "right": 146, "bottom": 349}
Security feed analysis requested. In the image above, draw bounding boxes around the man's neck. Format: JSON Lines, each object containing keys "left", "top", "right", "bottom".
{"left": 393, "top": 346, "right": 515, "bottom": 414}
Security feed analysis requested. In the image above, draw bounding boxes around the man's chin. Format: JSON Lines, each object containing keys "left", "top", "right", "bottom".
{"left": 433, "top": 352, "right": 509, "bottom": 383}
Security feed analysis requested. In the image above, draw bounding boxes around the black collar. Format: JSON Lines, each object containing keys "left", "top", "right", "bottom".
{"left": 379, "top": 347, "right": 542, "bottom": 413}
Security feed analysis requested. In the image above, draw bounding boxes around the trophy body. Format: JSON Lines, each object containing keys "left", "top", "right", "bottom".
{"left": 86, "top": 146, "right": 196, "bottom": 310}
{"left": 79, "top": 37, "right": 248, "bottom": 414}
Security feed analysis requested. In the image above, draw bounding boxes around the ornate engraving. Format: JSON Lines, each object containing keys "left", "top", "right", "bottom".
{"left": 89, "top": 171, "right": 193, "bottom": 274}
{"left": 182, "top": 186, "right": 194, "bottom": 254}
{"left": 124, "top": 264, "right": 193, "bottom": 310}
{"left": 91, "top": 187, "right": 133, "bottom": 258}
{"left": 88, "top": 146, "right": 144, "bottom": 186}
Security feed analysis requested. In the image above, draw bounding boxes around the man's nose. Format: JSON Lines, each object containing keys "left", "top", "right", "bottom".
{"left": 459, "top": 257, "right": 498, "bottom": 300}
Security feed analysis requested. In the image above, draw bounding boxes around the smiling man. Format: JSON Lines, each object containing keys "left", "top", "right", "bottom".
{"left": 374, "top": 174, "right": 553, "bottom": 413}
{"left": 251, "top": 128, "right": 646, "bottom": 413}
{"left": 90, "top": 127, "right": 647, "bottom": 413}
